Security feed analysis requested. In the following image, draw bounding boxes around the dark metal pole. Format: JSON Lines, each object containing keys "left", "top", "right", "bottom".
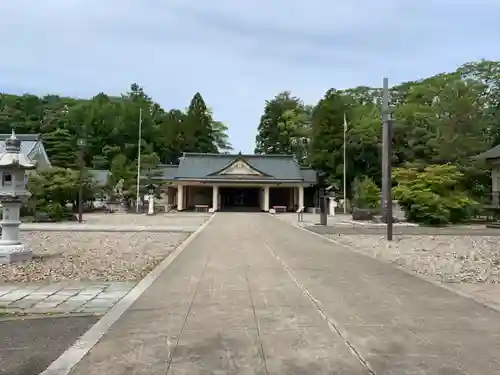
{"left": 382, "top": 78, "right": 393, "bottom": 240}
{"left": 77, "top": 138, "right": 86, "bottom": 223}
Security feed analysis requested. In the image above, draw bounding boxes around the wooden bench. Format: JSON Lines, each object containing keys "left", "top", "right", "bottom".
{"left": 273, "top": 206, "right": 287, "bottom": 213}
{"left": 195, "top": 205, "right": 209, "bottom": 212}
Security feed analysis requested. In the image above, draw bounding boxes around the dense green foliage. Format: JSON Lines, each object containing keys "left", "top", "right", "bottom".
{"left": 255, "top": 92, "right": 312, "bottom": 165}
{"left": 27, "top": 168, "right": 97, "bottom": 220}
{"left": 393, "top": 165, "right": 477, "bottom": 225}
{"left": 0, "top": 84, "right": 231, "bottom": 172}
{"left": 0, "top": 84, "right": 232, "bottom": 206}
{"left": 254, "top": 60, "right": 500, "bottom": 223}
{"left": 352, "top": 176, "right": 380, "bottom": 210}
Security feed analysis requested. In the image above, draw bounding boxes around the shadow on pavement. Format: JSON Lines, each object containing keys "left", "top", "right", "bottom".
{"left": 0, "top": 315, "right": 99, "bottom": 375}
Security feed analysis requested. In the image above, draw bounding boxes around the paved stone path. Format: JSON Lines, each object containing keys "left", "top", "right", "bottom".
{"left": 59, "top": 213, "right": 500, "bottom": 374}
{"left": 0, "top": 282, "right": 134, "bottom": 315}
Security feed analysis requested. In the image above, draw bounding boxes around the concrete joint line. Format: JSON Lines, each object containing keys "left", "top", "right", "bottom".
{"left": 244, "top": 267, "right": 269, "bottom": 375}
{"left": 39, "top": 213, "right": 217, "bottom": 375}
{"left": 165, "top": 255, "right": 212, "bottom": 374}
{"left": 262, "top": 240, "right": 376, "bottom": 375}
{"left": 274, "top": 215, "right": 500, "bottom": 316}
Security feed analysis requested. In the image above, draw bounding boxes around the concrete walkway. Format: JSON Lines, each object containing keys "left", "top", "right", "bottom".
{"left": 56, "top": 213, "right": 500, "bottom": 374}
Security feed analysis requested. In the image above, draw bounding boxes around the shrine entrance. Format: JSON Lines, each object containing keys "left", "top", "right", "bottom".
{"left": 219, "top": 187, "right": 260, "bottom": 212}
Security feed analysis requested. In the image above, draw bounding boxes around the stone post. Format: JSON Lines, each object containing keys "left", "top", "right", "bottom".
{"left": 0, "top": 131, "right": 36, "bottom": 264}
{"left": 329, "top": 197, "right": 338, "bottom": 217}
{"left": 147, "top": 194, "right": 154, "bottom": 215}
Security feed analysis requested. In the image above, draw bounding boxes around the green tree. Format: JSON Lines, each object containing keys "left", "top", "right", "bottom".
{"left": 352, "top": 176, "right": 380, "bottom": 210}
{"left": 1, "top": 85, "right": 230, "bottom": 170}
{"left": 308, "top": 89, "right": 348, "bottom": 190}
{"left": 27, "top": 168, "right": 96, "bottom": 220}
{"left": 186, "top": 92, "right": 217, "bottom": 153}
{"left": 42, "top": 128, "right": 77, "bottom": 167}
{"left": 393, "top": 164, "right": 477, "bottom": 225}
{"left": 255, "top": 91, "right": 311, "bottom": 163}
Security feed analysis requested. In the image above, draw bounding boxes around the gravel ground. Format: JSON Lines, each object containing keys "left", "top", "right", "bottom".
{"left": 0, "top": 231, "right": 189, "bottom": 283}
{"left": 83, "top": 212, "right": 210, "bottom": 227}
{"left": 327, "top": 234, "right": 500, "bottom": 284}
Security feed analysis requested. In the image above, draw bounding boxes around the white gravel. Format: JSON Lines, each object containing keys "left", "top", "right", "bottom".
{"left": 327, "top": 234, "right": 500, "bottom": 284}
{"left": 0, "top": 231, "right": 189, "bottom": 283}
{"left": 83, "top": 212, "right": 210, "bottom": 227}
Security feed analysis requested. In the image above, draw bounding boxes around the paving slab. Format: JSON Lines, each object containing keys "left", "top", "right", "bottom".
{"left": 49, "top": 213, "right": 500, "bottom": 374}
{"left": 0, "top": 282, "right": 134, "bottom": 315}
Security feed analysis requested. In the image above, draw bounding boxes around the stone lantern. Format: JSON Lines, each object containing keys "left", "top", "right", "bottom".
{"left": 0, "top": 131, "right": 36, "bottom": 264}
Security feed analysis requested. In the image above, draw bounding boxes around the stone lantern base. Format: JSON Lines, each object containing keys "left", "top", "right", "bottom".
{"left": 0, "top": 244, "right": 32, "bottom": 264}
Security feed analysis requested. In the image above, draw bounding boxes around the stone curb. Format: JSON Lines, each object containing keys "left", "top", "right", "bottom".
{"left": 39, "top": 213, "right": 216, "bottom": 375}
{"left": 0, "top": 312, "right": 104, "bottom": 322}
{"left": 274, "top": 215, "right": 500, "bottom": 315}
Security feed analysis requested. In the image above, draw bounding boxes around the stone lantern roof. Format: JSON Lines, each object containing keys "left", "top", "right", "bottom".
{"left": 0, "top": 131, "right": 37, "bottom": 169}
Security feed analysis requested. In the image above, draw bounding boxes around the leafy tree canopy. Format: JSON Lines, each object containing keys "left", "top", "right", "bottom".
{"left": 0, "top": 84, "right": 232, "bottom": 171}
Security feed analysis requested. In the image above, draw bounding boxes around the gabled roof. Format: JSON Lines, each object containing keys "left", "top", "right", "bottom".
{"left": 142, "top": 153, "right": 317, "bottom": 183}
{"left": 474, "top": 145, "right": 500, "bottom": 160}
{"left": 208, "top": 157, "right": 269, "bottom": 177}
{"left": 176, "top": 153, "right": 306, "bottom": 181}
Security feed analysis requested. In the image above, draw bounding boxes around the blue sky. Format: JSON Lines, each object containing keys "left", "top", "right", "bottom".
{"left": 1, "top": 0, "right": 499, "bottom": 153}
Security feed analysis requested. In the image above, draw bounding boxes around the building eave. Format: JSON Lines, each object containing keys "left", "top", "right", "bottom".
{"left": 171, "top": 178, "right": 310, "bottom": 184}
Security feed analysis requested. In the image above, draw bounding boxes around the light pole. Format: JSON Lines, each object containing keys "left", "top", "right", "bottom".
{"left": 136, "top": 108, "right": 143, "bottom": 213}
{"left": 381, "top": 78, "right": 394, "bottom": 240}
{"left": 77, "top": 138, "right": 86, "bottom": 223}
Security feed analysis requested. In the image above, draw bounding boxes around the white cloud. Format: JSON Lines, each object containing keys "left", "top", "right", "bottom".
{"left": 1, "top": 0, "right": 499, "bottom": 152}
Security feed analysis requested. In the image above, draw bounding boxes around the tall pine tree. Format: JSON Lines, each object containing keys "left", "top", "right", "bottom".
{"left": 43, "top": 128, "right": 78, "bottom": 167}
{"left": 185, "top": 93, "right": 217, "bottom": 153}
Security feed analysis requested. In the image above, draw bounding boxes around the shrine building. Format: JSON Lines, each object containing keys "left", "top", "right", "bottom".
{"left": 150, "top": 153, "right": 317, "bottom": 212}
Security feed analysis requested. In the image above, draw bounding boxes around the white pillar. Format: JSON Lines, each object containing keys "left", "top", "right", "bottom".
{"left": 212, "top": 185, "right": 219, "bottom": 211}
{"left": 147, "top": 194, "right": 154, "bottom": 215}
{"left": 298, "top": 185, "right": 304, "bottom": 209}
{"left": 264, "top": 186, "right": 270, "bottom": 211}
{"left": 177, "top": 185, "right": 184, "bottom": 211}
{"left": 329, "top": 197, "right": 337, "bottom": 216}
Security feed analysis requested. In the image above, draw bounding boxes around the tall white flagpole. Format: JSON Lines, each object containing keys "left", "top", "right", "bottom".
{"left": 343, "top": 113, "right": 347, "bottom": 214}
{"left": 136, "top": 108, "right": 142, "bottom": 213}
